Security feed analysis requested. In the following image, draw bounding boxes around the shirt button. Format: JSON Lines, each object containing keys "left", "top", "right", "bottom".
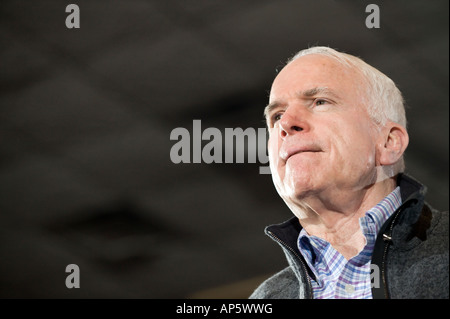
{"left": 345, "top": 284, "right": 355, "bottom": 294}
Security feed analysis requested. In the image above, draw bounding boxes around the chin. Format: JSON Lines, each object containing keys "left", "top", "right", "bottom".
{"left": 274, "top": 166, "right": 319, "bottom": 198}
{"left": 279, "top": 177, "right": 315, "bottom": 202}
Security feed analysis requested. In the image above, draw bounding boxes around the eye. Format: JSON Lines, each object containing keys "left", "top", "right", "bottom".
{"left": 314, "top": 99, "right": 327, "bottom": 106}
{"left": 272, "top": 112, "right": 283, "bottom": 124}
{"left": 274, "top": 113, "right": 283, "bottom": 121}
{"left": 267, "top": 112, "right": 283, "bottom": 128}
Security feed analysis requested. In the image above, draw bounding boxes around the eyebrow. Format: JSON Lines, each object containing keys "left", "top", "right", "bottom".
{"left": 264, "top": 86, "right": 340, "bottom": 119}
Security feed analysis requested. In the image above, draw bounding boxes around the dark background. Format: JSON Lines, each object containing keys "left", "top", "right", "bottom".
{"left": 0, "top": 0, "right": 448, "bottom": 298}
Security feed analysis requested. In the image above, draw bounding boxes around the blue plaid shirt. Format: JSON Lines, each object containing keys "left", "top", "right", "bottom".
{"left": 297, "top": 187, "right": 402, "bottom": 299}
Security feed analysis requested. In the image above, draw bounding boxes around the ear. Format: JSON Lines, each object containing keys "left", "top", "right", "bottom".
{"left": 378, "top": 122, "right": 409, "bottom": 166}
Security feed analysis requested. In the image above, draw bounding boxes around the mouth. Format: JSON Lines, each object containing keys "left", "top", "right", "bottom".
{"left": 281, "top": 147, "right": 322, "bottom": 163}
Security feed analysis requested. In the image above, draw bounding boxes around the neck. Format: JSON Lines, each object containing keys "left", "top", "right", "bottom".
{"left": 286, "top": 177, "right": 397, "bottom": 259}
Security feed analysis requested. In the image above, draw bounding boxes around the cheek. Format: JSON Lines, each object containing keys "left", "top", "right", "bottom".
{"left": 268, "top": 136, "right": 283, "bottom": 176}
{"left": 328, "top": 120, "right": 375, "bottom": 160}
{"left": 268, "top": 136, "right": 280, "bottom": 166}
{"left": 336, "top": 130, "right": 377, "bottom": 173}
{"left": 268, "top": 135, "right": 295, "bottom": 195}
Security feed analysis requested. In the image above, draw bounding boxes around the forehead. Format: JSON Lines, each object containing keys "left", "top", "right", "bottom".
{"left": 270, "top": 54, "right": 363, "bottom": 101}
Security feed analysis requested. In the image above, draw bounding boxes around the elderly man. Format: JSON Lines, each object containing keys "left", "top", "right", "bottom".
{"left": 250, "top": 47, "right": 448, "bottom": 299}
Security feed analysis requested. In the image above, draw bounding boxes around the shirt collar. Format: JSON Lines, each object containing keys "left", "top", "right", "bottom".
{"left": 298, "top": 186, "right": 402, "bottom": 263}
{"left": 359, "top": 186, "right": 402, "bottom": 237}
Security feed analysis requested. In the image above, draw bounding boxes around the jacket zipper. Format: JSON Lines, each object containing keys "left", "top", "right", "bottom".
{"left": 380, "top": 208, "right": 403, "bottom": 299}
{"left": 381, "top": 236, "right": 391, "bottom": 298}
{"left": 267, "top": 230, "right": 313, "bottom": 299}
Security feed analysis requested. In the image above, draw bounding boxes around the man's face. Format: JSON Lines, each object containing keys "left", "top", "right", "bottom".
{"left": 266, "top": 55, "right": 382, "bottom": 205}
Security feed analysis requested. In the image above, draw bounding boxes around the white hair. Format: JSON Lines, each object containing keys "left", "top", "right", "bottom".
{"left": 287, "top": 46, "right": 407, "bottom": 172}
{"left": 288, "top": 46, "right": 407, "bottom": 128}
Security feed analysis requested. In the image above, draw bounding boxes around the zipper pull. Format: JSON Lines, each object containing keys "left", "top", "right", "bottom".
{"left": 382, "top": 233, "right": 392, "bottom": 241}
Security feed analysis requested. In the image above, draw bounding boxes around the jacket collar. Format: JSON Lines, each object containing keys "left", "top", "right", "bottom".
{"left": 265, "top": 173, "right": 427, "bottom": 253}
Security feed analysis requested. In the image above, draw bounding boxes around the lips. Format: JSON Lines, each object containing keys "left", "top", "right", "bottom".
{"left": 280, "top": 145, "right": 322, "bottom": 162}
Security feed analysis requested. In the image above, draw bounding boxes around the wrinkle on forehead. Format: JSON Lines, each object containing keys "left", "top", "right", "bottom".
{"left": 264, "top": 86, "right": 342, "bottom": 120}
{"left": 268, "top": 54, "right": 370, "bottom": 116}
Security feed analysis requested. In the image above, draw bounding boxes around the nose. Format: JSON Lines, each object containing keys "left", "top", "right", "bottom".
{"left": 278, "top": 109, "right": 308, "bottom": 139}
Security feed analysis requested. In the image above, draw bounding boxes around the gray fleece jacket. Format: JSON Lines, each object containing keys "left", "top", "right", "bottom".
{"left": 250, "top": 174, "right": 449, "bottom": 299}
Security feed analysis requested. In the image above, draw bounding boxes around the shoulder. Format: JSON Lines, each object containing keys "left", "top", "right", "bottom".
{"left": 421, "top": 203, "right": 448, "bottom": 249}
{"left": 430, "top": 206, "right": 448, "bottom": 236}
{"left": 249, "top": 267, "right": 299, "bottom": 299}
{"left": 388, "top": 204, "right": 449, "bottom": 298}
